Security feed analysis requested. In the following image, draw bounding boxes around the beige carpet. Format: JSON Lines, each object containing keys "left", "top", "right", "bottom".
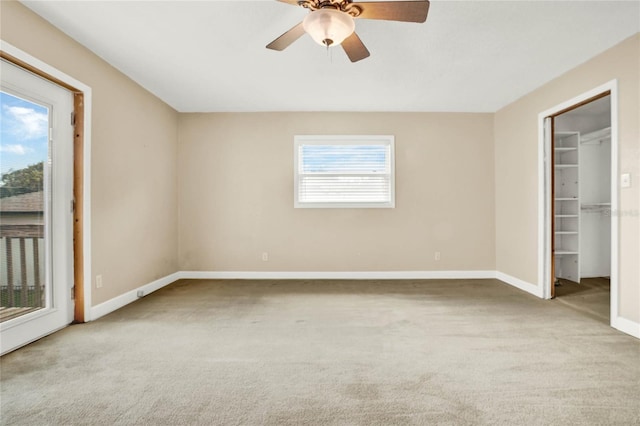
{"left": 1, "top": 279, "right": 639, "bottom": 425}
{"left": 555, "top": 277, "right": 610, "bottom": 322}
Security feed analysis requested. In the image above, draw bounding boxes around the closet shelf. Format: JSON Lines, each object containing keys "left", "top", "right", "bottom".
{"left": 581, "top": 202, "right": 610, "bottom": 207}
{"left": 555, "top": 250, "right": 578, "bottom": 255}
{"left": 553, "top": 122, "right": 581, "bottom": 279}
{"left": 581, "top": 203, "right": 611, "bottom": 212}
{"left": 581, "top": 127, "right": 611, "bottom": 145}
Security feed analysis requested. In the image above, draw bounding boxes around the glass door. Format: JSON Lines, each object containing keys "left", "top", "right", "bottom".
{"left": 0, "top": 59, "right": 74, "bottom": 355}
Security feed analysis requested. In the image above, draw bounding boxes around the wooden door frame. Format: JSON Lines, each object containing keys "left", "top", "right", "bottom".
{"left": 1, "top": 41, "right": 92, "bottom": 323}
{"left": 537, "top": 80, "right": 619, "bottom": 326}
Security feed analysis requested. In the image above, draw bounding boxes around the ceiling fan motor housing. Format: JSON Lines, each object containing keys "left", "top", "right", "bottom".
{"left": 303, "top": 9, "right": 355, "bottom": 46}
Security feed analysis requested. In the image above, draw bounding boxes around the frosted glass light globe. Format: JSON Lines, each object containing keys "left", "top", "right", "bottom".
{"left": 303, "top": 9, "right": 355, "bottom": 47}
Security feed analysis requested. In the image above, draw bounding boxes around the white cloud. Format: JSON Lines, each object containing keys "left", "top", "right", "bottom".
{"left": 0, "top": 144, "right": 33, "bottom": 155}
{"left": 2, "top": 105, "right": 48, "bottom": 140}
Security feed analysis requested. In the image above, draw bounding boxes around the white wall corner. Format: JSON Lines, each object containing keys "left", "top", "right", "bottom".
{"left": 612, "top": 316, "right": 640, "bottom": 339}
{"left": 89, "top": 272, "right": 182, "bottom": 321}
{"left": 495, "top": 271, "right": 544, "bottom": 298}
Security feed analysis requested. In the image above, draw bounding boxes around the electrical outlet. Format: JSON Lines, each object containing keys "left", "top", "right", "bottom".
{"left": 96, "top": 275, "right": 103, "bottom": 288}
{"left": 435, "top": 251, "right": 441, "bottom": 261}
{"left": 262, "top": 252, "right": 269, "bottom": 261}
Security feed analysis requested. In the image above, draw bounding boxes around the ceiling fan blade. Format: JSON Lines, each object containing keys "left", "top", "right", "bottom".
{"left": 276, "top": 0, "right": 302, "bottom": 5}
{"left": 353, "top": 0, "right": 430, "bottom": 23}
{"left": 341, "top": 32, "right": 370, "bottom": 63}
{"left": 266, "top": 22, "right": 306, "bottom": 51}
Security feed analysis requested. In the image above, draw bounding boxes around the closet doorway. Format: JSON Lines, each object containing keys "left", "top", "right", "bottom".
{"left": 553, "top": 94, "right": 612, "bottom": 321}
{"left": 540, "top": 81, "right": 619, "bottom": 327}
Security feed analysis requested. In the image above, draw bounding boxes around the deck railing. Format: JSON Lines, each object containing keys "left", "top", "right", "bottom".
{"left": 0, "top": 224, "right": 45, "bottom": 321}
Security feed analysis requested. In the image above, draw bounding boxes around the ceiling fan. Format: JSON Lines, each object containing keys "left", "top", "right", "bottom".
{"left": 266, "top": 0, "right": 430, "bottom": 62}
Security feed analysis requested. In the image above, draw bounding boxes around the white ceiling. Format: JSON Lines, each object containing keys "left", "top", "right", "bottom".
{"left": 21, "top": 0, "right": 640, "bottom": 113}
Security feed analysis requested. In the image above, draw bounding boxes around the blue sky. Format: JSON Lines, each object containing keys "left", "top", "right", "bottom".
{"left": 0, "top": 91, "right": 49, "bottom": 176}
{"left": 301, "top": 145, "right": 388, "bottom": 173}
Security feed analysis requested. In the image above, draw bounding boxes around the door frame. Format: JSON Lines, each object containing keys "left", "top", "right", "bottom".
{"left": 538, "top": 80, "right": 619, "bottom": 325}
{"left": 1, "top": 41, "right": 92, "bottom": 324}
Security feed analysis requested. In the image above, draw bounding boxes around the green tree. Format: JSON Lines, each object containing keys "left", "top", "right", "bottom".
{"left": 0, "top": 162, "right": 44, "bottom": 198}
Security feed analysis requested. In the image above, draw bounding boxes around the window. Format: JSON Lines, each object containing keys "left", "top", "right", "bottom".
{"left": 294, "top": 135, "right": 395, "bottom": 208}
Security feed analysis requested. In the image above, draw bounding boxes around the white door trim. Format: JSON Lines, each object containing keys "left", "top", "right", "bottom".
{"left": 1, "top": 40, "right": 93, "bottom": 322}
{"left": 537, "top": 80, "right": 619, "bottom": 325}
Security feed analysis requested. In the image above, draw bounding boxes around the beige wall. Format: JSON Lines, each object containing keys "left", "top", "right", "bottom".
{"left": 1, "top": 1, "right": 179, "bottom": 306}
{"left": 178, "top": 113, "right": 495, "bottom": 272}
{"left": 495, "top": 34, "right": 640, "bottom": 322}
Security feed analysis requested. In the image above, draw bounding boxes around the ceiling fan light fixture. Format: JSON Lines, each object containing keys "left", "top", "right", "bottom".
{"left": 303, "top": 9, "right": 355, "bottom": 47}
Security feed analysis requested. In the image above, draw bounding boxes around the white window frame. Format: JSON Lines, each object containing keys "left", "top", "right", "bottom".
{"left": 294, "top": 135, "right": 395, "bottom": 209}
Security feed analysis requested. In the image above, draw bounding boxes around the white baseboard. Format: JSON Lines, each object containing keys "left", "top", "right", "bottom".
{"left": 89, "top": 272, "right": 182, "bottom": 321}
{"left": 612, "top": 316, "right": 640, "bottom": 339}
{"left": 495, "top": 271, "right": 544, "bottom": 298}
{"left": 179, "top": 270, "right": 497, "bottom": 280}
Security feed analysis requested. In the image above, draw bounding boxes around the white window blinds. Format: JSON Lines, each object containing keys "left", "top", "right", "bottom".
{"left": 294, "top": 135, "right": 395, "bottom": 208}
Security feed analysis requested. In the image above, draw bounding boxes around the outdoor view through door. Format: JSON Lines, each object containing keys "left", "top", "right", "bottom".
{"left": 0, "top": 91, "right": 48, "bottom": 320}
{"left": 0, "top": 59, "right": 74, "bottom": 355}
